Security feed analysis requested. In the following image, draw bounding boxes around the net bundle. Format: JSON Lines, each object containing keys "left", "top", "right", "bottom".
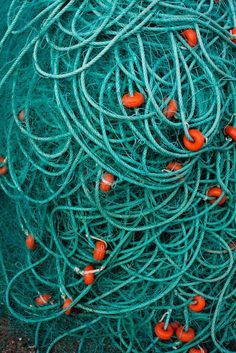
{"left": 0, "top": 0, "right": 235, "bottom": 352}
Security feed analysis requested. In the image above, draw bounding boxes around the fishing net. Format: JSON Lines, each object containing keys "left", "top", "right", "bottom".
{"left": 0, "top": 0, "right": 235, "bottom": 352}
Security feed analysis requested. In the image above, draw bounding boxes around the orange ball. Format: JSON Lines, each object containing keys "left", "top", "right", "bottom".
{"left": 189, "top": 295, "right": 206, "bottom": 312}
{"left": 122, "top": 92, "right": 144, "bottom": 108}
{"left": 229, "top": 242, "right": 236, "bottom": 250}
{"left": 189, "top": 347, "right": 207, "bottom": 353}
{"left": 163, "top": 99, "right": 177, "bottom": 118}
{"left": 224, "top": 126, "right": 236, "bottom": 141}
{"left": 207, "top": 187, "right": 226, "bottom": 206}
{"left": 154, "top": 322, "right": 174, "bottom": 340}
{"left": 0, "top": 156, "right": 7, "bottom": 175}
{"left": 183, "top": 129, "right": 205, "bottom": 151}
{"left": 181, "top": 29, "right": 198, "bottom": 48}
{"left": 26, "top": 234, "right": 36, "bottom": 250}
{"left": 62, "top": 297, "right": 73, "bottom": 315}
{"left": 93, "top": 240, "right": 107, "bottom": 261}
{"left": 176, "top": 326, "right": 196, "bottom": 342}
{"left": 18, "top": 110, "right": 25, "bottom": 121}
{"left": 84, "top": 265, "right": 94, "bottom": 285}
{"left": 35, "top": 293, "right": 51, "bottom": 306}
{"left": 230, "top": 28, "right": 236, "bottom": 44}
{"left": 167, "top": 162, "right": 183, "bottom": 172}
{"left": 167, "top": 162, "right": 184, "bottom": 181}
{"left": 99, "top": 172, "right": 114, "bottom": 192}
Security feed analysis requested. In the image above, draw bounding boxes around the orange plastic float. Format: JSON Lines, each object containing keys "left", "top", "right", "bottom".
{"left": 62, "top": 297, "right": 73, "bottom": 315}
{"left": 188, "top": 295, "right": 206, "bottom": 312}
{"left": 163, "top": 99, "right": 177, "bottom": 118}
{"left": 84, "top": 265, "right": 94, "bottom": 285}
{"left": 224, "top": 126, "right": 236, "bottom": 141}
{"left": 18, "top": 110, "right": 25, "bottom": 121}
{"left": 189, "top": 347, "right": 207, "bottom": 353}
{"left": 176, "top": 326, "right": 196, "bottom": 342}
{"left": 26, "top": 234, "right": 36, "bottom": 250}
{"left": 167, "top": 162, "right": 184, "bottom": 180}
{"left": 99, "top": 172, "right": 114, "bottom": 192}
{"left": 154, "top": 322, "right": 174, "bottom": 340}
{"left": 122, "top": 92, "right": 144, "bottom": 108}
{"left": 93, "top": 240, "right": 107, "bottom": 261}
{"left": 167, "top": 162, "right": 183, "bottom": 172}
{"left": 206, "top": 187, "right": 226, "bottom": 206}
{"left": 170, "top": 321, "right": 180, "bottom": 330}
{"left": 183, "top": 129, "right": 205, "bottom": 151}
{"left": 0, "top": 156, "right": 7, "bottom": 175}
{"left": 35, "top": 294, "right": 51, "bottom": 306}
{"left": 181, "top": 29, "right": 198, "bottom": 48}
{"left": 230, "top": 28, "right": 236, "bottom": 44}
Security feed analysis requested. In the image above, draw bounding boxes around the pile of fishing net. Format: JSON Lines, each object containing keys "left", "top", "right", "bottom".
{"left": 0, "top": 0, "right": 235, "bottom": 352}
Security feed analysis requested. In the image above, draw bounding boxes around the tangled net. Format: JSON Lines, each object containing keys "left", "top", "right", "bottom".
{"left": 0, "top": 0, "right": 236, "bottom": 352}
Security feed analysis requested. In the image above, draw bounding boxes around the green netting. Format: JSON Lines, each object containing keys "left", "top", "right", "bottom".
{"left": 0, "top": 1, "right": 236, "bottom": 352}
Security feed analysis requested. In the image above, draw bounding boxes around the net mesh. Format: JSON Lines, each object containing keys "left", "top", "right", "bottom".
{"left": 0, "top": 1, "right": 235, "bottom": 352}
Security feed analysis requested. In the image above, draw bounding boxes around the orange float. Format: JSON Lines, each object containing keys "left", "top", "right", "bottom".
{"left": 18, "top": 110, "right": 25, "bottom": 121}
{"left": 84, "top": 265, "right": 95, "bottom": 285}
{"left": 189, "top": 347, "right": 207, "bottom": 353}
{"left": 181, "top": 29, "right": 198, "bottom": 47}
{"left": 207, "top": 187, "right": 226, "bottom": 206}
{"left": 122, "top": 92, "right": 144, "bottom": 108}
{"left": 62, "top": 297, "right": 73, "bottom": 315}
{"left": 224, "top": 126, "right": 236, "bottom": 141}
{"left": 163, "top": 99, "right": 177, "bottom": 118}
{"left": 188, "top": 295, "right": 206, "bottom": 312}
{"left": 170, "top": 321, "right": 180, "bottom": 330}
{"left": 0, "top": 156, "right": 7, "bottom": 175}
{"left": 99, "top": 172, "right": 114, "bottom": 192}
{"left": 167, "top": 162, "right": 183, "bottom": 171}
{"left": 167, "top": 162, "right": 184, "bottom": 180}
{"left": 26, "top": 234, "right": 36, "bottom": 250}
{"left": 183, "top": 129, "right": 205, "bottom": 151}
{"left": 154, "top": 322, "right": 174, "bottom": 340}
{"left": 230, "top": 28, "right": 236, "bottom": 44}
{"left": 35, "top": 294, "right": 51, "bottom": 306}
{"left": 176, "top": 326, "right": 195, "bottom": 342}
{"left": 93, "top": 240, "right": 107, "bottom": 261}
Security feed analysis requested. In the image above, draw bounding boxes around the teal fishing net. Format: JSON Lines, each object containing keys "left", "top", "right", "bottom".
{"left": 0, "top": 1, "right": 236, "bottom": 352}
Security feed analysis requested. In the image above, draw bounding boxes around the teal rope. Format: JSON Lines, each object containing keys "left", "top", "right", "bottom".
{"left": 0, "top": 1, "right": 236, "bottom": 353}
